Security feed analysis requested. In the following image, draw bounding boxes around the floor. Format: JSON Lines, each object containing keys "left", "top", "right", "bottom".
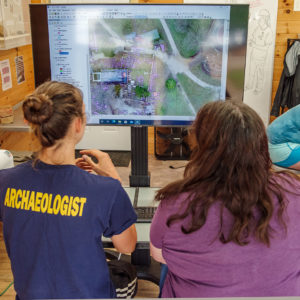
{"left": 0, "top": 155, "right": 186, "bottom": 298}
{"left": 0, "top": 223, "right": 14, "bottom": 300}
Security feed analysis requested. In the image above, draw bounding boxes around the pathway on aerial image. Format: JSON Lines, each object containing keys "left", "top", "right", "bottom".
{"left": 93, "top": 19, "right": 222, "bottom": 115}
{"left": 97, "top": 19, "right": 125, "bottom": 47}
{"left": 160, "top": 19, "right": 219, "bottom": 91}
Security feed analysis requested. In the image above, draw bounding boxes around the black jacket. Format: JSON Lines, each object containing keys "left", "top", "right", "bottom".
{"left": 271, "top": 42, "right": 300, "bottom": 116}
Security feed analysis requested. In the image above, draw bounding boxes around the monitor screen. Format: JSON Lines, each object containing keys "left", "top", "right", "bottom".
{"left": 30, "top": 4, "right": 249, "bottom": 126}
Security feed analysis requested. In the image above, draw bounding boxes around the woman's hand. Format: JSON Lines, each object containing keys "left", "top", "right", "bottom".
{"left": 76, "top": 149, "right": 122, "bottom": 183}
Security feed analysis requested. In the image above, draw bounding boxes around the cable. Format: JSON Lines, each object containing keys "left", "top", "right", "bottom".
{"left": 0, "top": 281, "right": 14, "bottom": 297}
{"left": 169, "top": 164, "right": 186, "bottom": 169}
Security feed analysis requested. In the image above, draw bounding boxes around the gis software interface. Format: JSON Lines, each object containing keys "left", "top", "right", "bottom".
{"left": 47, "top": 5, "right": 230, "bottom": 126}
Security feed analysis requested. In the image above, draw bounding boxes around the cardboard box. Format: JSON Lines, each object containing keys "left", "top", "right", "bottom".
{"left": 0, "top": 105, "right": 13, "bottom": 118}
{"left": 0, "top": 106, "right": 13, "bottom": 124}
{"left": 0, "top": 115, "right": 14, "bottom": 124}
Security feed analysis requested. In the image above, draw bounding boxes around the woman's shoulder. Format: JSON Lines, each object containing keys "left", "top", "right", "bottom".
{"left": 268, "top": 104, "right": 300, "bottom": 132}
{"left": 270, "top": 105, "right": 300, "bottom": 125}
{"left": 269, "top": 172, "right": 300, "bottom": 203}
{"left": 270, "top": 171, "right": 300, "bottom": 186}
{"left": 159, "top": 192, "right": 192, "bottom": 213}
{"left": 0, "top": 161, "right": 32, "bottom": 176}
{"left": 270, "top": 173, "right": 300, "bottom": 224}
{"left": 76, "top": 167, "right": 120, "bottom": 188}
{"left": 267, "top": 105, "right": 300, "bottom": 142}
{"left": 73, "top": 167, "right": 123, "bottom": 201}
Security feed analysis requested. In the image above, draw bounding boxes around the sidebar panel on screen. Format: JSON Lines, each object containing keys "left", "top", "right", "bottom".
{"left": 47, "top": 5, "right": 90, "bottom": 110}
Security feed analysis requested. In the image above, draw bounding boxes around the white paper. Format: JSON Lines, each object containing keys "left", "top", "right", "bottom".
{"left": 15, "top": 56, "right": 25, "bottom": 84}
{"left": 294, "top": 0, "right": 300, "bottom": 11}
{"left": 1, "top": 0, "right": 25, "bottom": 37}
{"left": 0, "top": 59, "right": 12, "bottom": 91}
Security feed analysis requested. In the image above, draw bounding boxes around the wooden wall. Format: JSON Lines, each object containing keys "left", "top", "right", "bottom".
{"left": 0, "top": 45, "right": 39, "bottom": 151}
{"left": 0, "top": 45, "right": 35, "bottom": 107}
{"left": 271, "top": 0, "right": 300, "bottom": 114}
{"left": 0, "top": 1, "right": 41, "bottom": 151}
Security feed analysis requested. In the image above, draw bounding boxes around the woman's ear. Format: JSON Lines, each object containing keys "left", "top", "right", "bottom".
{"left": 74, "top": 116, "right": 83, "bottom": 133}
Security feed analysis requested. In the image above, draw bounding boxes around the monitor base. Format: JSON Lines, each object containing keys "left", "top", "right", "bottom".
{"left": 129, "top": 173, "right": 151, "bottom": 187}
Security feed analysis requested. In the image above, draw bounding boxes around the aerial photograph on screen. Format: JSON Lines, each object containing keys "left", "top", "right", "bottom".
{"left": 88, "top": 18, "right": 226, "bottom": 117}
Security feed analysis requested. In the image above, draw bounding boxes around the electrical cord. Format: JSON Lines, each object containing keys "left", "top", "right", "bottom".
{"left": 0, "top": 281, "right": 13, "bottom": 296}
{"left": 169, "top": 164, "right": 186, "bottom": 169}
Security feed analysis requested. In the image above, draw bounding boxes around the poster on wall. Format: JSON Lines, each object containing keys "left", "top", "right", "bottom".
{"left": 184, "top": 0, "right": 278, "bottom": 126}
{"left": 294, "top": 0, "right": 300, "bottom": 11}
{"left": 0, "top": 59, "right": 12, "bottom": 91}
{"left": 15, "top": 56, "right": 25, "bottom": 84}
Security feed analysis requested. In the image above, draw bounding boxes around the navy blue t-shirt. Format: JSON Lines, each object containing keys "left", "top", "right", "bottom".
{"left": 0, "top": 161, "right": 137, "bottom": 299}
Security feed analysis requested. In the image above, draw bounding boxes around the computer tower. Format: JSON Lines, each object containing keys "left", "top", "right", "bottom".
{"left": 154, "top": 127, "right": 193, "bottom": 160}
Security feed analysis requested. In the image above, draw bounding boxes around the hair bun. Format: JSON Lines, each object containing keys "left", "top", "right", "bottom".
{"left": 23, "top": 93, "right": 53, "bottom": 125}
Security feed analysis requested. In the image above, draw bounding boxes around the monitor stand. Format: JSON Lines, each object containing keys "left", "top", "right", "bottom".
{"left": 128, "top": 127, "right": 160, "bottom": 284}
{"left": 129, "top": 126, "right": 150, "bottom": 187}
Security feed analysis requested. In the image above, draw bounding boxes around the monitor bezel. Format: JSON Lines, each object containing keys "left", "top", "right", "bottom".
{"left": 29, "top": 3, "right": 249, "bottom": 127}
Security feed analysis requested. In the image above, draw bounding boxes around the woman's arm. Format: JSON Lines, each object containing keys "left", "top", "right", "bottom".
{"left": 150, "top": 242, "right": 166, "bottom": 264}
{"left": 76, "top": 149, "right": 122, "bottom": 183}
{"left": 150, "top": 201, "right": 169, "bottom": 265}
{"left": 111, "top": 224, "right": 137, "bottom": 254}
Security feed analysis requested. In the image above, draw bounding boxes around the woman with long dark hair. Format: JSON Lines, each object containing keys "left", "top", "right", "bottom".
{"left": 150, "top": 100, "right": 300, "bottom": 297}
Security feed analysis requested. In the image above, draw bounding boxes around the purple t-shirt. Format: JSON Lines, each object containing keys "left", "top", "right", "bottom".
{"left": 150, "top": 175, "right": 300, "bottom": 297}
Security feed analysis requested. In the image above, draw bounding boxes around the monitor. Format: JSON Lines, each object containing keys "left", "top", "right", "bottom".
{"left": 30, "top": 4, "right": 249, "bottom": 127}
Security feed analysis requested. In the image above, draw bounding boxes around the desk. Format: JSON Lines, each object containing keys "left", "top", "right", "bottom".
{"left": 103, "top": 187, "right": 161, "bottom": 285}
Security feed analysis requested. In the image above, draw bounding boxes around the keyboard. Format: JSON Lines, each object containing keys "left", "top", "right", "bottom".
{"left": 135, "top": 206, "right": 157, "bottom": 222}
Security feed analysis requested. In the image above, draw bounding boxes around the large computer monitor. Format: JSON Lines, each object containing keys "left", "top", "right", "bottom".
{"left": 30, "top": 4, "right": 249, "bottom": 127}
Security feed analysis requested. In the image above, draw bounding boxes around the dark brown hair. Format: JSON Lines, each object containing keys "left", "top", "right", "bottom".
{"left": 23, "top": 81, "right": 84, "bottom": 147}
{"left": 156, "top": 100, "right": 298, "bottom": 246}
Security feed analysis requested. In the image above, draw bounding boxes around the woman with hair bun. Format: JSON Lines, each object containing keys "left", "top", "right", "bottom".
{"left": 0, "top": 81, "right": 137, "bottom": 299}
{"left": 150, "top": 100, "right": 300, "bottom": 297}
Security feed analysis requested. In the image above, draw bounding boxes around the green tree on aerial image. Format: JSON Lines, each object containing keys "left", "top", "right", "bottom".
{"left": 135, "top": 86, "right": 150, "bottom": 98}
{"left": 165, "top": 78, "right": 177, "bottom": 90}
